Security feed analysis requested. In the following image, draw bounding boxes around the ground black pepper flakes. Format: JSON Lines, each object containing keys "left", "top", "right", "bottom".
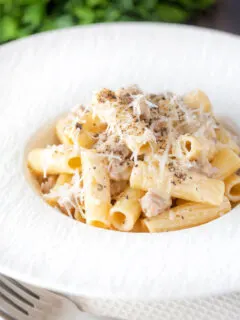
{"left": 75, "top": 122, "right": 82, "bottom": 130}
{"left": 97, "top": 184, "right": 103, "bottom": 191}
{"left": 117, "top": 93, "right": 133, "bottom": 105}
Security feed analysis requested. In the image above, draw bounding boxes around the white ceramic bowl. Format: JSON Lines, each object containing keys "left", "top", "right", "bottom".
{"left": 1, "top": 23, "right": 240, "bottom": 320}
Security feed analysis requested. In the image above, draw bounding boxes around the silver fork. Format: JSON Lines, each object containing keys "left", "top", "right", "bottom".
{"left": 0, "top": 274, "right": 112, "bottom": 320}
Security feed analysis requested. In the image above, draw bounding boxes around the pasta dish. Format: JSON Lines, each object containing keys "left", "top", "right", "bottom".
{"left": 27, "top": 86, "right": 240, "bottom": 232}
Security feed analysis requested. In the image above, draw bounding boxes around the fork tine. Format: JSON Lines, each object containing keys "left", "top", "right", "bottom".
{"left": 0, "top": 276, "right": 54, "bottom": 318}
{"left": 0, "top": 275, "right": 53, "bottom": 307}
{"left": 4, "top": 275, "right": 59, "bottom": 304}
{"left": 3, "top": 276, "right": 65, "bottom": 310}
{"left": 0, "top": 276, "right": 37, "bottom": 307}
{"left": 7, "top": 279, "right": 40, "bottom": 299}
{"left": 0, "top": 291, "right": 28, "bottom": 315}
{"left": 0, "top": 279, "right": 34, "bottom": 307}
{"left": 0, "top": 292, "right": 29, "bottom": 320}
{"left": 0, "top": 284, "right": 44, "bottom": 318}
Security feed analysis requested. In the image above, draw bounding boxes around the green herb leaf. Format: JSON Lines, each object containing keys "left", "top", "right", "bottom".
{"left": 73, "top": 6, "right": 95, "bottom": 24}
{"left": 86, "top": 0, "right": 107, "bottom": 8}
{"left": 104, "top": 7, "right": 121, "bottom": 22}
{"left": 41, "top": 15, "right": 74, "bottom": 31}
{"left": 17, "top": 26, "right": 34, "bottom": 38}
{"left": 22, "top": 3, "right": 45, "bottom": 29}
{"left": 145, "top": 0, "right": 158, "bottom": 10}
{"left": 0, "top": 16, "right": 18, "bottom": 42}
{"left": 156, "top": 4, "right": 189, "bottom": 23}
{"left": 121, "top": 0, "right": 134, "bottom": 11}
{"left": 0, "top": 0, "right": 216, "bottom": 44}
{"left": 53, "top": 15, "right": 75, "bottom": 28}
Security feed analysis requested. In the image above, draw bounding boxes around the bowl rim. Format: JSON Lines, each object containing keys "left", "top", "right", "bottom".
{"left": 1, "top": 22, "right": 240, "bottom": 300}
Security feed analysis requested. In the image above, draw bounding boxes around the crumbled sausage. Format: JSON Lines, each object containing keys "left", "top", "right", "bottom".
{"left": 96, "top": 88, "right": 116, "bottom": 103}
{"left": 41, "top": 176, "right": 56, "bottom": 194}
{"left": 94, "top": 133, "right": 130, "bottom": 159}
{"left": 110, "top": 180, "right": 128, "bottom": 198}
{"left": 140, "top": 190, "right": 172, "bottom": 218}
{"left": 108, "top": 159, "right": 132, "bottom": 181}
{"left": 116, "top": 85, "right": 143, "bottom": 97}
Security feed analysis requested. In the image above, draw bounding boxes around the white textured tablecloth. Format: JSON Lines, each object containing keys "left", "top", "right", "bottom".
{"left": 74, "top": 291, "right": 240, "bottom": 320}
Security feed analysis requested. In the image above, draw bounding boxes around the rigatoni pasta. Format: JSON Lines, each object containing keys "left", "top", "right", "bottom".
{"left": 224, "top": 174, "right": 240, "bottom": 203}
{"left": 56, "top": 117, "right": 95, "bottom": 148}
{"left": 177, "top": 134, "right": 202, "bottom": 161}
{"left": 44, "top": 173, "right": 72, "bottom": 206}
{"left": 81, "top": 150, "right": 111, "bottom": 228}
{"left": 27, "top": 86, "right": 239, "bottom": 232}
{"left": 215, "top": 126, "right": 240, "bottom": 155}
{"left": 171, "top": 172, "right": 225, "bottom": 206}
{"left": 28, "top": 147, "right": 81, "bottom": 176}
{"left": 110, "top": 187, "right": 144, "bottom": 231}
{"left": 130, "top": 161, "right": 170, "bottom": 196}
{"left": 143, "top": 197, "right": 231, "bottom": 232}
{"left": 130, "top": 162, "right": 225, "bottom": 206}
{"left": 211, "top": 148, "right": 240, "bottom": 180}
{"left": 183, "top": 89, "right": 212, "bottom": 113}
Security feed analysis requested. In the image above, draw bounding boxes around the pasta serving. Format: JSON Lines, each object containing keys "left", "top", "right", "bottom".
{"left": 27, "top": 86, "right": 240, "bottom": 232}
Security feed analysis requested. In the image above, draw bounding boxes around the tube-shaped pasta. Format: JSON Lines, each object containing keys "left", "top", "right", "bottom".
{"left": 74, "top": 210, "right": 86, "bottom": 223}
{"left": 225, "top": 174, "right": 240, "bottom": 202}
{"left": 177, "top": 134, "right": 202, "bottom": 160}
{"left": 131, "top": 219, "right": 148, "bottom": 233}
{"left": 130, "top": 161, "right": 225, "bottom": 206}
{"left": 198, "top": 137, "right": 217, "bottom": 161}
{"left": 125, "top": 132, "right": 157, "bottom": 155}
{"left": 56, "top": 117, "right": 95, "bottom": 148}
{"left": 232, "top": 202, "right": 240, "bottom": 209}
{"left": 172, "top": 172, "right": 224, "bottom": 206}
{"left": 79, "top": 112, "right": 107, "bottom": 133}
{"left": 184, "top": 90, "right": 212, "bottom": 113}
{"left": 81, "top": 150, "right": 111, "bottom": 228}
{"left": 211, "top": 148, "right": 240, "bottom": 180}
{"left": 130, "top": 161, "right": 170, "bottom": 196}
{"left": 44, "top": 173, "right": 73, "bottom": 206}
{"left": 54, "top": 173, "right": 73, "bottom": 187}
{"left": 143, "top": 197, "right": 231, "bottom": 233}
{"left": 215, "top": 126, "right": 240, "bottom": 155}
{"left": 110, "top": 187, "right": 145, "bottom": 231}
{"left": 28, "top": 148, "right": 81, "bottom": 176}
{"left": 175, "top": 198, "right": 189, "bottom": 206}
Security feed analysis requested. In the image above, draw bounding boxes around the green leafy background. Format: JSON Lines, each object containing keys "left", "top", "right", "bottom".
{"left": 0, "top": 0, "right": 215, "bottom": 44}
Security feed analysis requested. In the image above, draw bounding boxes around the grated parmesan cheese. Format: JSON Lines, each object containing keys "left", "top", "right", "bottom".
{"left": 44, "top": 170, "right": 85, "bottom": 218}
